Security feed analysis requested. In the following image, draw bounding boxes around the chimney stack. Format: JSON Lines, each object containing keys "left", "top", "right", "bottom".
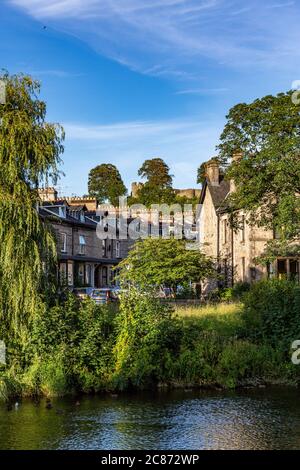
{"left": 38, "top": 187, "right": 58, "bottom": 202}
{"left": 205, "top": 158, "right": 220, "bottom": 186}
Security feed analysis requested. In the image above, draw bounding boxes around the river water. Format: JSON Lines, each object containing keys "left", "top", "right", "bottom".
{"left": 1, "top": 387, "right": 300, "bottom": 450}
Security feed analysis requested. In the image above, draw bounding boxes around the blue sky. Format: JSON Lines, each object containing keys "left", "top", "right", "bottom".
{"left": 1, "top": 0, "right": 300, "bottom": 196}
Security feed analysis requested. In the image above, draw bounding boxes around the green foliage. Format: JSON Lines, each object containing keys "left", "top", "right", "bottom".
{"left": 112, "top": 287, "right": 180, "bottom": 390}
{"left": 29, "top": 295, "right": 117, "bottom": 393}
{"left": 243, "top": 279, "right": 300, "bottom": 348}
{"left": 88, "top": 163, "right": 127, "bottom": 206}
{"left": 218, "top": 91, "right": 300, "bottom": 243}
{"left": 219, "top": 282, "right": 251, "bottom": 302}
{"left": 118, "top": 238, "right": 216, "bottom": 290}
{"left": 0, "top": 72, "right": 64, "bottom": 342}
{"left": 138, "top": 158, "right": 173, "bottom": 187}
{"left": 133, "top": 157, "right": 176, "bottom": 206}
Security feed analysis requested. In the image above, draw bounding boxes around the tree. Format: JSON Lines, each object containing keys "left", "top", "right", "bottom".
{"left": 88, "top": 163, "right": 127, "bottom": 206}
{"left": 0, "top": 72, "right": 64, "bottom": 341}
{"left": 134, "top": 158, "right": 176, "bottom": 206}
{"left": 118, "top": 238, "right": 215, "bottom": 291}
{"left": 197, "top": 162, "right": 207, "bottom": 185}
{"left": 218, "top": 91, "right": 300, "bottom": 244}
{"left": 138, "top": 157, "right": 173, "bottom": 187}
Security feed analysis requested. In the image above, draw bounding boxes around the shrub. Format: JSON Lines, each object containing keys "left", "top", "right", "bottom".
{"left": 111, "top": 287, "right": 181, "bottom": 390}
{"left": 243, "top": 279, "right": 300, "bottom": 348}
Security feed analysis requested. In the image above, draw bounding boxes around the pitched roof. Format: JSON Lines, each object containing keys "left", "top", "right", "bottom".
{"left": 199, "top": 175, "right": 230, "bottom": 210}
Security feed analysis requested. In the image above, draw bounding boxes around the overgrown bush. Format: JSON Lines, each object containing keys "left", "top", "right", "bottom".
{"left": 243, "top": 279, "right": 300, "bottom": 348}
{"left": 112, "top": 287, "right": 181, "bottom": 390}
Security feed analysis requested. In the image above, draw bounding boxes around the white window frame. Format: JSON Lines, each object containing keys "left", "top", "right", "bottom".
{"left": 79, "top": 235, "right": 86, "bottom": 255}
{"left": 61, "top": 232, "right": 67, "bottom": 253}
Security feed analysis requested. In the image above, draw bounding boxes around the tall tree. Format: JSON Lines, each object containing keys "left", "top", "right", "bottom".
{"left": 136, "top": 157, "right": 175, "bottom": 206}
{"left": 138, "top": 157, "right": 173, "bottom": 187}
{"left": 0, "top": 72, "right": 64, "bottom": 341}
{"left": 88, "top": 163, "right": 127, "bottom": 206}
{"left": 218, "top": 91, "right": 300, "bottom": 245}
{"left": 118, "top": 238, "right": 215, "bottom": 290}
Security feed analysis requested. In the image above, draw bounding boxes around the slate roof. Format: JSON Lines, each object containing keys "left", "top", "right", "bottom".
{"left": 199, "top": 175, "right": 230, "bottom": 211}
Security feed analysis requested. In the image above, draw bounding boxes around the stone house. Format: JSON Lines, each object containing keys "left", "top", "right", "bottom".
{"left": 38, "top": 189, "right": 130, "bottom": 288}
{"left": 199, "top": 158, "right": 299, "bottom": 291}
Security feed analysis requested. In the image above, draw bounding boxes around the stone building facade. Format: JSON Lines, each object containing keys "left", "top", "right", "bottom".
{"left": 38, "top": 189, "right": 131, "bottom": 289}
{"left": 199, "top": 158, "right": 299, "bottom": 291}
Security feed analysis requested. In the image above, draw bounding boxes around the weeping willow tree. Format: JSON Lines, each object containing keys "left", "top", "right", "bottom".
{"left": 0, "top": 72, "right": 64, "bottom": 345}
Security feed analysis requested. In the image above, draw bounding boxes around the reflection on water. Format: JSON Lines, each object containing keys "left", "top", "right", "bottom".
{"left": 1, "top": 388, "right": 300, "bottom": 450}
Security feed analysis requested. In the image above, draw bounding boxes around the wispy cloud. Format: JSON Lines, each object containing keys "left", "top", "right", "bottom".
{"left": 26, "top": 69, "right": 83, "bottom": 78}
{"left": 8, "top": 0, "right": 300, "bottom": 79}
{"left": 175, "top": 87, "right": 228, "bottom": 95}
{"left": 64, "top": 118, "right": 206, "bottom": 141}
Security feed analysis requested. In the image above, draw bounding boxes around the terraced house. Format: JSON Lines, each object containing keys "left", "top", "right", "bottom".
{"left": 38, "top": 188, "right": 129, "bottom": 288}
{"left": 199, "top": 157, "right": 300, "bottom": 291}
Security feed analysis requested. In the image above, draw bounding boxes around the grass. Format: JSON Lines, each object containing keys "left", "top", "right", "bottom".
{"left": 174, "top": 302, "right": 245, "bottom": 337}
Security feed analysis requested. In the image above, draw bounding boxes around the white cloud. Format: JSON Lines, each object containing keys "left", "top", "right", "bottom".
{"left": 175, "top": 87, "right": 229, "bottom": 95}
{"left": 63, "top": 119, "right": 204, "bottom": 141}
{"left": 8, "top": 0, "right": 300, "bottom": 76}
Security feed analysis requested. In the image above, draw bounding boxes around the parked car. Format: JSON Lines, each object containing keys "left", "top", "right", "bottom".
{"left": 73, "top": 287, "right": 94, "bottom": 300}
{"left": 90, "top": 288, "right": 119, "bottom": 305}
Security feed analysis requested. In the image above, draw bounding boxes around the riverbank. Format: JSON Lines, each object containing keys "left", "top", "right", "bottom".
{"left": 1, "top": 282, "right": 299, "bottom": 401}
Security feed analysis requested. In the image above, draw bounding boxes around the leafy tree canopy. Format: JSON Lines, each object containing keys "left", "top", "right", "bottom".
{"left": 131, "top": 157, "right": 176, "bottom": 206}
{"left": 138, "top": 157, "right": 173, "bottom": 187}
{"left": 88, "top": 163, "right": 127, "bottom": 206}
{"left": 0, "top": 72, "right": 64, "bottom": 340}
{"left": 218, "top": 91, "right": 300, "bottom": 243}
{"left": 118, "top": 238, "right": 215, "bottom": 290}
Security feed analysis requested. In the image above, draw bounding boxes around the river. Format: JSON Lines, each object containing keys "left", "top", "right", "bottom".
{"left": 1, "top": 387, "right": 300, "bottom": 449}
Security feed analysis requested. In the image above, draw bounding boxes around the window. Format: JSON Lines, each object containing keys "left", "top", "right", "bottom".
{"left": 79, "top": 235, "right": 86, "bottom": 255}
{"left": 85, "top": 264, "right": 91, "bottom": 285}
{"left": 290, "top": 260, "right": 299, "bottom": 282}
{"left": 277, "top": 259, "right": 287, "bottom": 279}
{"left": 223, "top": 220, "right": 227, "bottom": 244}
{"left": 102, "top": 239, "right": 107, "bottom": 257}
{"left": 67, "top": 261, "right": 74, "bottom": 286}
{"left": 116, "top": 240, "right": 120, "bottom": 258}
{"left": 78, "top": 264, "right": 84, "bottom": 284}
{"left": 250, "top": 267, "right": 256, "bottom": 281}
{"left": 60, "top": 232, "right": 67, "bottom": 253}
{"left": 102, "top": 266, "right": 108, "bottom": 286}
{"left": 267, "top": 262, "right": 275, "bottom": 279}
{"left": 240, "top": 215, "right": 245, "bottom": 243}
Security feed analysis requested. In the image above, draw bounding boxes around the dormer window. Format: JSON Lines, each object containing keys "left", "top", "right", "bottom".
{"left": 79, "top": 235, "right": 86, "bottom": 254}
{"left": 59, "top": 206, "right": 67, "bottom": 218}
